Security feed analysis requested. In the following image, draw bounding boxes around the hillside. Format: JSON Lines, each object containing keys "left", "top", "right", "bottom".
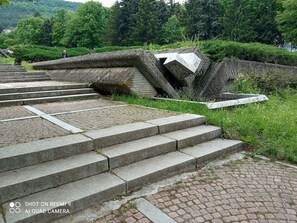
{"left": 0, "top": 0, "right": 80, "bottom": 30}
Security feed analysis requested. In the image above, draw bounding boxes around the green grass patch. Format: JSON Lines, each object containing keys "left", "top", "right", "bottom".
{"left": 112, "top": 89, "right": 297, "bottom": 164}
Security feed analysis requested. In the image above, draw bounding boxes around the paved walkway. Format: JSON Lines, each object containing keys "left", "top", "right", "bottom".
{"left": 95, "top": 157, "right": 297, "bottom": 223}
{"left": 0, "top": 99, "right": 176, "bottom": 147}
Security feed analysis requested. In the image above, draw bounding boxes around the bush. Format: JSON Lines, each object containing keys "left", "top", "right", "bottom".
{"left": 198, "top": 40, "right": 297, "bottom": 66}
{"left": 11, "top": 45, "right": 91, "bottom": 62}
{"left": 8, "top": 40, "right": 297, "bottom": 66}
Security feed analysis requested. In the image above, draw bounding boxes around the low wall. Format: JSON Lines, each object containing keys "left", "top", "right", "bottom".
{"left": 195, "top": 59, "right": 297, "bottom": 99}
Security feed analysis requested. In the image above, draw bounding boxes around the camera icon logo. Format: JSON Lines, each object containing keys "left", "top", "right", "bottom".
{"left": 9, "top": 202, "right": 21, "bottom": 214}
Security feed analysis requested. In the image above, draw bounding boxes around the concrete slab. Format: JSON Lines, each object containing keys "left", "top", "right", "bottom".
{"left": 0, "top": 152, "right": 108, "bottom": 203}
{"left": 100, "top": 135, "right": 176, "bottom": 169}
{"left": 113, "top": 151, "right": 196, "bottom": 192}
{"left": 3, "top": 173, "right": 125, "bottom": 223}
{"left": 84, "top": 122, "right": 159, "bottom": 149}
{"left": 0, "top": 134, "right": 94, "bottom": 172}
{"left": 162, "top": 125, "right": 222, "bottom": 149}
{"left": 146, "top": 114, "right": 205, "bottom": 134}
{"left": 181, "top": 138, "right": 244, "bottom": 165}
{"left": 135, "top": 198, "right": 176, "bottom": 223}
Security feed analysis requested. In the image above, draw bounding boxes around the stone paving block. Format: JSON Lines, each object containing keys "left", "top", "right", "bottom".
{"left": 146, "top": 114, "right": 205, "bottom": 134}
{"left": 0, "top": 134, "right": 94, "bottom": 172}
{"left": 3, "top": 173, "right": 125, "bottom": 223}
{"left": 84, "top": 122, "right": 159, "bottom": 149}
{"left": 0, "top": 118, "right": 70, "bottom": 148}
{"left": 0, "top": 152, "right": 108, "bottom": 203}
{"left": 162, "top": 125, "right": 222, "bottom": 149}
{"left": 113, "top": 151, "right": 196, "bottom": 192}
{"left": 100, "top": 135, "right": 176, "bottom": 169}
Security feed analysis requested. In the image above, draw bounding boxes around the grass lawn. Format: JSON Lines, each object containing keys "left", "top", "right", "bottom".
{"left": 112, "top": 89, "right": 297, "bottom": 164}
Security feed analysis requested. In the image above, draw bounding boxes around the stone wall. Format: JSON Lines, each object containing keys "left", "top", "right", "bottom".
{"left": 195, "top": 59, "right": 297, "bottom": 99}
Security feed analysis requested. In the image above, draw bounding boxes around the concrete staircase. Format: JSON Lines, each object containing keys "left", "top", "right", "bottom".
{"left": 0, "top": 114, "right": 244, "bottom": 223}
{"left": 0, "top": 63, "right": 50, "bottom": 83}
{"left": 0, "top": 84, "right": 100, "bottom": 107}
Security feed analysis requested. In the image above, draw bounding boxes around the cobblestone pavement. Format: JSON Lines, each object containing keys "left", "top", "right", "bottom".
{"left": 34, "top": 99, "right": 123, "bottom": 114}
{"left": 0, "top": 99, "right": 176, "bottom": 147}
{"left": 55, "top": 105, "right": 176, "bottom": 130}
{"left": 96, "top": 158, "right": 297, "bottom": 223}
{"left": 0, "top": 118, "right": 69, "bottom": 147}
{"left": 97, "top": 203, "right": 152, "bottom": 223}
{"left": 0, "top": 106, "right": 35, "bottom": 120}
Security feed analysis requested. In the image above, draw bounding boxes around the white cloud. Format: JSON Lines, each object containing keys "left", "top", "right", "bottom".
{"left": 65, "top": 0, "right": 185, "bottom": 8}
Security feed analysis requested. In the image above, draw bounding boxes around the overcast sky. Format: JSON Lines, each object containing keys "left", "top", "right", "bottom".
{"left": 65, "top": 0, "right": 185, "bottom": 8}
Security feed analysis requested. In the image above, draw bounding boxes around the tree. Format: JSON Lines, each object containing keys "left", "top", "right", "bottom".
{"left": 220, "top": 0, "right": 258, "bottom": 42}
{"left": 132, "top": 0, "right": 159, "bottom": 44}
{"left": 64, "top": 1, "right": 107, "bottom": 48}
{"left": 116, "top": 0, "right": 139, "bottom": 45}
{"left": 105, "top": 1, "right": 122, "bottom": 45}
{"left": 14, "top": 16, "right": 44, "bottom": 44}
{"left": 161, "top": 15, "right": 185, "bottom": 44}
{"left": 41, "top": 17, "right": 53, "bottom": 46}
{"left": 0, "top": 0, "right": 9, "bottom": 6}
{"left": 52, "top": 9, "right": 68, "bottom": 46}
{"left": 184, "top": 0, "right": 222, "bottom": 40}
{"left": 254, "top": 0, "right": 280, "bottom": 44}
{"left": 276, "top": 0, "right": 297, "bottom": 45}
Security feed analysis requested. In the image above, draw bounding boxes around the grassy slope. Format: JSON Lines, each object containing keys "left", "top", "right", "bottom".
{"left": 113, "top": 90, "right": 297, "bottom": 164}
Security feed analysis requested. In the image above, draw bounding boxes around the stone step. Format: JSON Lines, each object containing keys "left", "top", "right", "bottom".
{"left": 0, "top": 88, "right": 95, "bottom": 100}
{"left": 162, "top": 125, "right": 222, "bottom": 149}
{"left": 0, "top": 67, "right": 26, "bottom": 72}
{"left": 2, "top": 173, "right": 125, "bottom": 223}
{"left": 0, "top": 77, "right": 51, "bottom": 83}
{"left": 0, "top": 83, "right": 89, "bottom": 94}
{"left": 100, "top": 135, "right": 176, "bottom": 169}
{"left": 85, "top": 122, "right": 159, "bottom": 149}
{"left": 0, "top": 93, "right": 100, "bottom": 107}
{"left": 113, "top": 151, "right": 196, "bottom": 192}
{"left": 146, "top": 113, "right": 205, "bottom": 133}
{"left": 0, "top": 135, "right": 94, "bottom": 173}
{"left": 181, "top": 138, "right": 244, "bottom": 166}
{"left": 0, "top": 152, "right": 108, "bottom": 203}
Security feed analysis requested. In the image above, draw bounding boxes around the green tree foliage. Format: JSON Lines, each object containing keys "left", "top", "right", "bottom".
{"left": 161, "top": 15, "right": 185, "bottom": 44}
{"left": 116, "top": 0, "right": 139, "bottom": 45}
{"left": 220, "top": 0, "right": 280, "bottom": 44}
{"left": 41, "top": 18, "right": 53, "bottom": 46}
{"left": 0, "top": 0, "right": 79, "bottom": 29}
{"left": 51, "top": 9, "right": 68, "bottom": 46}
{"left": 132, "top": 0, "right": 159, "bottom": 44}
{"left": 105, "top": 1, "right": 122, "bottom": 46}
{"left": 184, "top": 0, "right": 222, "bottom": 40}
{"left": 14, "top": 16, "right": 44, "bottom": 44}
{"left": 64, "top": 2, "right": 107, "bottom": 49}
{"left": 276, "top": 0, "right": 297, "bottom": 45}
{"left": 0, "top": 0, "right": 9, "bottom": 6}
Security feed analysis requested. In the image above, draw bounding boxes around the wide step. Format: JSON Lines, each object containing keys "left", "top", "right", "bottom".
{"left": 0, "top": 93, "right": 99, "bottom": 106}
{"left": 0, "top": 135, "right": 94, "bottom": 173}
{"left": 3, "top": 173, "right": 125, "bottom": 223}
{"left": 0, "top": 88, "right": 94, "bottom": 100}
{"left": 100, "top": 135, "right": 176, "bottom": 169}
{"left": 113, "top": 151, "right": 196, "bottom": 192}
{"left": 0, "top": 152, "right": 108, "bottom": 202}
{"left": 163, "top": 125, "right": 222, "bottom": 149}
{"left": 181, "top": 138, "right": 244, "bottom": 165}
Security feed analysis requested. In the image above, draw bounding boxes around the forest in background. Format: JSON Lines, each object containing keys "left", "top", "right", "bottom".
{"left": 0, "top": 0, "right": 79, "bottom": 30}
{"left": 0, "top": 0, "right": 296, "bottom": 51}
